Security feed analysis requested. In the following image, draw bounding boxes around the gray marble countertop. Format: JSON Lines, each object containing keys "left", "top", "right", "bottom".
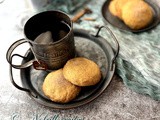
{"left": 1, "top": 0, "right": 160, "bottom": 120}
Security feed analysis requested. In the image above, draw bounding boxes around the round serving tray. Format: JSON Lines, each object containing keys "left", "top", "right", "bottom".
{"left": 102, "top": 0, "right": 160, "bottom": 33}
{"left": 10, "top": 27, "right": 119, "bottom": 109}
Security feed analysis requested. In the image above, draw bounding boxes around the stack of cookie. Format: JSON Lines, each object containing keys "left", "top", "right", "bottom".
{"left": 42, "top": 57, "right": 101, "bottom": 103}
{"left": 109, "top": 0, "right": 153, "bottom": 30}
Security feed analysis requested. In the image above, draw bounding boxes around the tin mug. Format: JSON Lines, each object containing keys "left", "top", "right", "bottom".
{"left": 6, "top": 11, "right": 75, "bottom": 70}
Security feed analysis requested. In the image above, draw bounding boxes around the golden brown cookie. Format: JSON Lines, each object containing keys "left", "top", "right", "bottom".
{"left": 109, "top": 0, "right": 118, "bottom": 17}
{"left": 63, "top": 57, "right": 101, "bottom": 86}
{"left": 42, "top": 69, "right": 81, "bottom": 103}
{"left": 122, "top": 0, "right": 153, "bottom": 30}
{"left": 115, "top": 0, "right": 130, "bottom": 19}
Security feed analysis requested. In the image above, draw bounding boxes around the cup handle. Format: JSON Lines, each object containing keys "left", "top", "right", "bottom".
{"left": 6, "top": 38, "right": 34, "bottom": 69}
{"left": 95, "top": 26, "right": 120, "bottom": 71}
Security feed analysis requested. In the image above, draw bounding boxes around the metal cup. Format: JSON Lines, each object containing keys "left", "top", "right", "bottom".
{"left": 6, "top": 11, "right": 75, "bottom": 70}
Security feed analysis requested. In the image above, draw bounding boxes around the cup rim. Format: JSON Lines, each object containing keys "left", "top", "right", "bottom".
{"left": 24, "top": 10, "right": 73, "bottom": 45}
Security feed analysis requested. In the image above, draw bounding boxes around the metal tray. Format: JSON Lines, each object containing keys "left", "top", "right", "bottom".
{"left": 102, "top": 0, "right": 160, "bottom": 33}
{"left": 10, "top": 27, "right": 119, "bottom": 109}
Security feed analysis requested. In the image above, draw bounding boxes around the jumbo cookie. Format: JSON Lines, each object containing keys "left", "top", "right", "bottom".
{"left": 63, "top": 57, "right": 101, "bottom": 86}
{"left": 42, "top": 69, "right": 81, "bottom": 103}
{"left": 122, "top": 0, "right": 153, "bottom": 30}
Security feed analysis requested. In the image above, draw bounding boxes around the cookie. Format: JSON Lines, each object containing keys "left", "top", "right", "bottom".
{"left": 122, "top": 0, "right": 153, "bottom": 30}
{"left": 115, "top": 0, "right": 130, "bottom": 19}
{"left": 63, "top": 57, "right": 101, "bottom": 86}
{"left": 109, "top": 0, "right": 118, "bottom": 17}
{"left": 42, "top": 69, "right": 81, "bottom": 103}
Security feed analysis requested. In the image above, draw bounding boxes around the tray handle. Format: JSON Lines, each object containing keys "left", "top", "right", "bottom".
{"left": 95, "top": 26, "right": 119, "bottom": 71}
{"left": 9, "top": 54, "right": 37, "bottom": 98}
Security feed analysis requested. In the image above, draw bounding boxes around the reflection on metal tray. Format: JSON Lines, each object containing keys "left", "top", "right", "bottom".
{"left": 10, "top": 27, "right": 119, "bottom": 109}
{"left": 102, "top": 0, "right": 160, "bottom": 33}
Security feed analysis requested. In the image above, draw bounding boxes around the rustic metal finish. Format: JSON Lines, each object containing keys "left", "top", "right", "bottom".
{"left": 9, "top": 28, "right": 119, "bottom": 109}
{"left": 6, "top": 11, "right": 75, "bottom": 70}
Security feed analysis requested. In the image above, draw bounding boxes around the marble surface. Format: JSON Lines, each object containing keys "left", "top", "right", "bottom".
{"left": 1, "top": 0, "right": 160, "bottom": 120}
